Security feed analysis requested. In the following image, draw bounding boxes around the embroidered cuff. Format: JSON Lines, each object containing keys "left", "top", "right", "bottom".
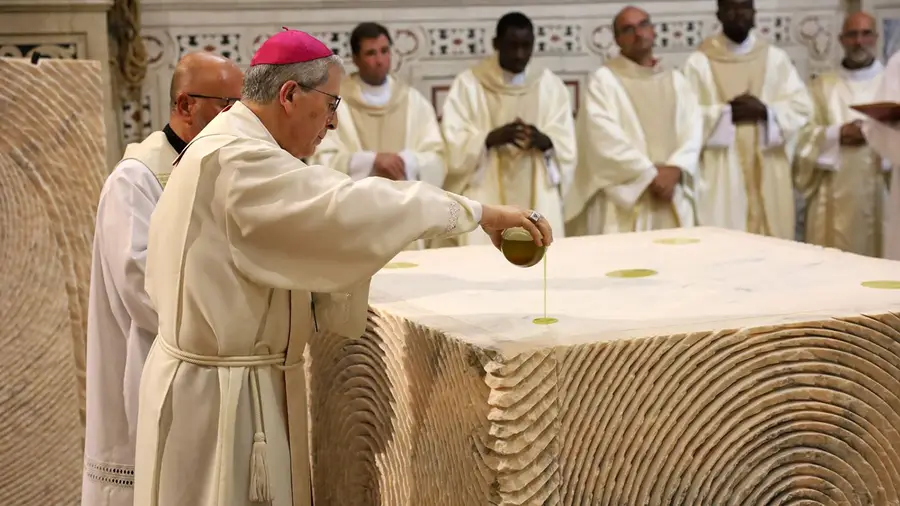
{"left": 84, "top": 458, "right": 134, "bottom": 488}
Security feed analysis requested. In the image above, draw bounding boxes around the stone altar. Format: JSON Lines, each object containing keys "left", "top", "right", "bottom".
{"left": 309, "top": 227, "right": 900, "bottom": 505}
{"left": 0, "top": 57, "right": 106, "bottom": 504}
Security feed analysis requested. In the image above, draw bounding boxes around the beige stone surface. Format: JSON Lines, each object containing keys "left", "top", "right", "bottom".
{"left": 309, "top": 227, "right": 900, "bottom": 505}
{"left": 0, "top": 57, "right": 105, "bottom": 505}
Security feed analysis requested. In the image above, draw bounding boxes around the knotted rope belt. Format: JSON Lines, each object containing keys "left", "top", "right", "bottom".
{"left": 158, "top": 337, "right": 300, "bottom": 503}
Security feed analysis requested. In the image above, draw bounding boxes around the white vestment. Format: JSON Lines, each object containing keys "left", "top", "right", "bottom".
{"left": 862, "top": 51, "right": 900, "bottom": 260}
{"left": 133, "top": 101, "right": 482, "bottom": 506}
{"left": 311, "top": 74, "right": 446, "bottom": 250}
{"left": 682, "top": 31, "right": 813, "bottom": 239}
{"left": 82, "top": 130, "right": 177, "bottom": 506}
{"left": 565, "top": 56, "right": 703, "bottom": 234}
{"left": 312, "top": 74, "right": 445, "bottom": 187}
{"left": 440, "top": 55, "right": 576, "bottom": 246}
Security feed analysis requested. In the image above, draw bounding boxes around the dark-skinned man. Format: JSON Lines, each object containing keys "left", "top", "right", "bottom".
{"left": 565, "top": 6, "right": 703, "bottom": 236}
{"left": 794, "top": 12, "right": 891, "bottom": 258}
{"left": 438, "top": 11, "right": 576, "bottom": 247}
{"left": 682, "top": 0, "right": 812, "bottom": 240}
{"left": 310, "top": 22, "right": 446, "bottom": 250}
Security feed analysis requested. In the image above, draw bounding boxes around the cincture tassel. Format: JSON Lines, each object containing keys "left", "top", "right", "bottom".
{"left": 248, "top": 368, "right": 273, "bottom": 503}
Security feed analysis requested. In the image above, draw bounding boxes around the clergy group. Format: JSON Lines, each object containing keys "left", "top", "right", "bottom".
{"left": 81, "top": 1, "right": 900, "bottom": 505}
{"left": 313, "top": 4, "right": 898, "bottom": 261}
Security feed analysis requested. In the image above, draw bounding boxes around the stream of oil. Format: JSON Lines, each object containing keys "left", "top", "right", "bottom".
{"left": 533, "top": 252, "right": 558, "bottom": 325}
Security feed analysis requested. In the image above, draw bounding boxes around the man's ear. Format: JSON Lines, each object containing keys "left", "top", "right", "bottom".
{"left": 174, "top": 92, "right": 192, "bottom": 117}
{"left": 279, "top": 81, "right": 297, "bottom": 106}
{"left": 492, "top": 37, "right": 499, "bottom": 51}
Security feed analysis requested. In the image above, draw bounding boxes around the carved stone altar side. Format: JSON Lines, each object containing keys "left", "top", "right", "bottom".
{"left": 309, "top": 227, "right": 900, "bottom": 505}
{"left": 0, "top": 57, "right": 106, "bottom": 504}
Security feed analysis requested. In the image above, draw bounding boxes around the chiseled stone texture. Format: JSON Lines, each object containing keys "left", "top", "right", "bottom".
{"left": 0, "top": 57, "right": 105, "bottom": 504}
{"left": 309, "top": 227, "right": 900, "bottom": 505}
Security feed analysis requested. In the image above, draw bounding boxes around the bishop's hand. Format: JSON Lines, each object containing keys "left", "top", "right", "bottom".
{"left": 479, "top": 204, "right": 553, "bottom": 249}
{"left": 730, "top": 93, "right": 768, "bottom": 123}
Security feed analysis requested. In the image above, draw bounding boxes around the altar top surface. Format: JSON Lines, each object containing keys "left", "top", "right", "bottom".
{"left": 370, "top": 227, "right": 900, "bottom": 354}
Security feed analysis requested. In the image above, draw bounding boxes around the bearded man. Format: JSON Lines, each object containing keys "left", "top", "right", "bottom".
{"left": 794, "top": 12, "right": 891, "bottom": 257}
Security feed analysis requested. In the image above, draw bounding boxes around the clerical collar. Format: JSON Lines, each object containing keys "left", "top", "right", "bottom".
{"left": 840, "top": 59, "right": 884, "bottom": 81}
{"left": 502, "top": 69, "right": 527, "bottom": 86}
{"left": 163, "top": 124, "right": 188, "bottom": 154}
{"left": 723, "top": 31, "right": 756, "bottom": 55}
{"left": 359, "top": 77, "right": 392, "bottom": 106}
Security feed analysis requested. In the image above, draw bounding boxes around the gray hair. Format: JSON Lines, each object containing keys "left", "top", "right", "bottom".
{"left": 241, "top": 54, "right": 344, "bottom": 103}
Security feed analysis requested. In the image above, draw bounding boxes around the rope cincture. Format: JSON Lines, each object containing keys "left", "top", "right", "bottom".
{"left": 157, "top": 339, "right": 282, "bottom": 503}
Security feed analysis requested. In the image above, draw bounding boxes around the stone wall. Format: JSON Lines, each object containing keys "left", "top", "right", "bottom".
{"left": 7, "top": 0, "right": 900, "bottom": 166}
{"left": 130, "top": 0, "right": 843, "bottom": 146}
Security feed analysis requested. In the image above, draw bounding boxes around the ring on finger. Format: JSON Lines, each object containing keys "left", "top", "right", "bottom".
{"left": 527, "top": 210, "right": 542, "bottom": 224}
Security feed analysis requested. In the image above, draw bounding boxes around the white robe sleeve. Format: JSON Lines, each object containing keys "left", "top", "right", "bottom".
{"left": 705, "top": 105, "right": 786, "bottom": 149}
{"left": 815, "top": 125, "right": 842, "bottom": 170}
{"left": 97, "top": 162, "right": 159, "bottom": 334}
{"left": 764, "top": 51, "right": 814, "bottom": 150}
{"left": 348, "top": 151, "right": 376, "bottom": 180}
{"left": 441, "top": 73, "right": 491, "bottom": 191}
{"left": 667, "top": 72, "right": 705, "bottom": 192}
{"left": 538, "top": 72, "right": 578, "bottom": 195}
{"left": 761, "top": 107, "right": 785, "bottom": 148}
{"left": 399, "top": 90, "right": 447, "bottom": 187}
{"left": 706, "top": 105, "right": 736, "bottom": 148}
{"left": 222, "top": 139, "right": 482, "bottom": 293}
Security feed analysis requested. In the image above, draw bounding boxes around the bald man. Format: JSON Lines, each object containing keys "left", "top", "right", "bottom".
{"left": 566, "top": 6, "right": 702, "bottom": 234}
{"left": 81, "top": 51, "right": 242, "bottom": 506}
{"left": 794, "top": 12, "right": 890, "bottom": 257}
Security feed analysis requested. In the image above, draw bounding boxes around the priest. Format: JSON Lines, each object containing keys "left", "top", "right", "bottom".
{"left": 310, "top": 22, "right": 446, "bottom": 250}
{"left": 81, "top": 51, "right": 242, "bottom": 506}
{"left": 311, "top": 22, "right": 444, "bottom": 188}
{"left": 681, "top": 0, "right": 813, "bottom": 239}
{"left": 438, "top": 11, "right": 576, "bottom": 247}
{"left": 565, "top": 6, "right": 703, "bottom": 235}
{"left": 861, "top": 49, "right": 900, "bottom": 260}
{"left": 794, "top": 12, "right": 890, "bottom": 257}
{"left": 132, "top": 29, "right": 552, "bottom": 506}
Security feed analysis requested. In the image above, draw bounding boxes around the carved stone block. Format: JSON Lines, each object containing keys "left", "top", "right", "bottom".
{"left": 0, "top": 57, "right": 105, "bottom": 504}
{"left": 309, "top": 227, "right": 900, "bottom": 505}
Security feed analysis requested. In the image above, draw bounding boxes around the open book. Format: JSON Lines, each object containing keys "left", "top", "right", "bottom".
{"left": 850, "top": 102, "right": 900, "bottom": 123}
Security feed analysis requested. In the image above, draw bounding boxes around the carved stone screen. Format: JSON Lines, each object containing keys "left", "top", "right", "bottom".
{"left": 0, "top": 57, "right": 105, "bottom": 504}
{"left": 309, "top": 227, "right": 900, "bottom": 505}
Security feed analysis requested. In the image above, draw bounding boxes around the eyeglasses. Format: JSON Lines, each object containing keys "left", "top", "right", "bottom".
{"left": 297, "top": 84, "right": 342, "bottom": 114}
{"left": 188, "top": 93, "right": 240, "bottom": 106}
